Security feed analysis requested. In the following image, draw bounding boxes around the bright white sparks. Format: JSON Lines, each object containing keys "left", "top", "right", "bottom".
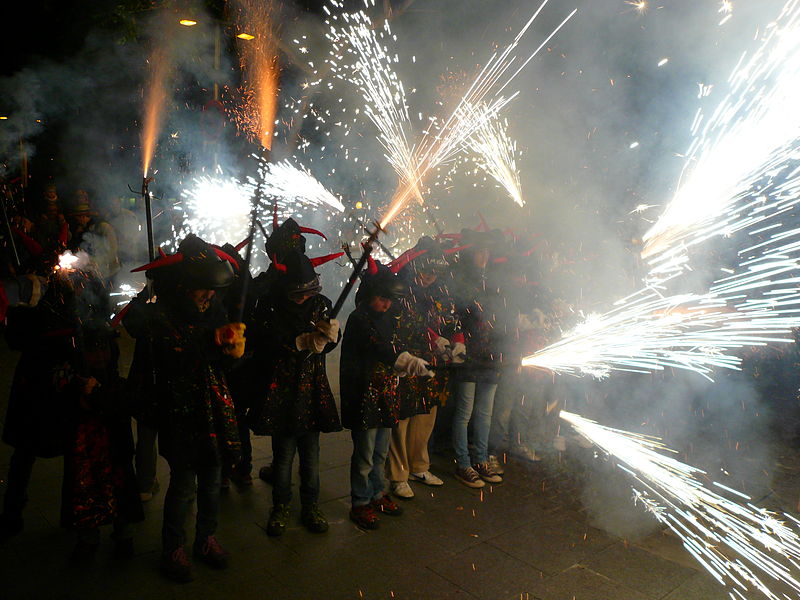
{"left": 463, "top": 103, "right": 524, "bottom": 206}
{"left": 561, "top": 410, "right": 800, "bottom": 599}
{"left": 260, "top": 158, "right": 345, "bottom": 213}
{"left": 642, "top": 0, "right": 800, "bottom": 276}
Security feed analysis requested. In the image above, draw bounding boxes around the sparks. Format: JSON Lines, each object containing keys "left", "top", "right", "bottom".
{"left": 561, "top": 410, "right": 800, "bottom": 599}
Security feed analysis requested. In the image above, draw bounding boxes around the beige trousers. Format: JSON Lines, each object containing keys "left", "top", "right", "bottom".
{"left": 388, "top": 406, "right": 438, "bottom": 482}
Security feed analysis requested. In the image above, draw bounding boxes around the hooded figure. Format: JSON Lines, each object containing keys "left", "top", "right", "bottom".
{"left": 123, "top": 233, "right": 244, "bottom": 582}
{"left": 340, "top": 259, "right": 432, "bottom": 530}
{"left": 247, "top": 248, "right": 342, "bottom": 537}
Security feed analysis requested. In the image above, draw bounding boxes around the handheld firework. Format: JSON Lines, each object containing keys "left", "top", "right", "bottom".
{"left": 330, "top": 221, "right": 386, "bottom": 319}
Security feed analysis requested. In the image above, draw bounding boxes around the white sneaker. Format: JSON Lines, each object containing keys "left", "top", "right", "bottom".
{"left": 487, "top": 454, "right": 505, "bottom": 475}
{"left": 391, "top": 481, "right": 415, "bottom": 499}
{"left": 409, "top": 471, "right": 444, "bottom": 486}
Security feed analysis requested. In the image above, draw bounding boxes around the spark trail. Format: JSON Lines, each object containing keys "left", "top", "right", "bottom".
{"left": 561, "top": 410, "right": 800, "bottom": 600}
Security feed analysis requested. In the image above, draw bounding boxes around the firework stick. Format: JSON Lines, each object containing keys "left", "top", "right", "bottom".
{"left": 142, "top": 176, "right": 155, "bottom": 262}
{"left": 235, "top": 147, "right": 271, "bottom": 323}
{"left": 330, "top": 222, "right": 384, "bottom": 320}
{"left": 1, "top": 187, "right": 20, "bottom": 268}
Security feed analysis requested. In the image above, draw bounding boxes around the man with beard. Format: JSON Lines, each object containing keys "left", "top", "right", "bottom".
{"left": 123, "top": 234, "right": 245, "bottom": 583}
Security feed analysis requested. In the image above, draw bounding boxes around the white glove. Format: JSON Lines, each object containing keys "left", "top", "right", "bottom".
{"left": 295, "top": 332, "right": 328, "bottom": 353}
{"left": 316, "top": 318, "right": 340, "bottom": 343}
{"left": 393, "top": 351, "right": 433, "bottom": 377}
{"left": 451, "top": 342, "right": 466, "bottom": 364}
{"left": 433, "top": 336, "right": 451, "bottom": 358}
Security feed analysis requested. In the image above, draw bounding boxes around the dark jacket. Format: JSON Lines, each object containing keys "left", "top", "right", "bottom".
{"left": 247, "top": 293, "right": 341, "bottom": 436}
{"left": 340, "top": 303, "right": 402, "bottom": 430}
{"left": 124, "top": 293, "right": 241, "bottom": 469}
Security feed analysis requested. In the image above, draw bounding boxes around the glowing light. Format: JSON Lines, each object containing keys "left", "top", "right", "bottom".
{"left": 179, "top": 19, "right": 197, "bottom": 26}
{"left": 56, "top": 250, "right": 81, "bottom": 271}
{"left": 561, "top": 410, "right": 800, "bottom": 600}
{"left": 237, "top": 33, "right": 255, "bottom": 40}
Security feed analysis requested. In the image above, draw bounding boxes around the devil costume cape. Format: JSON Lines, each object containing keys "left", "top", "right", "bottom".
{"left": 124, "top": 235, "right": 241, "bottom": 469}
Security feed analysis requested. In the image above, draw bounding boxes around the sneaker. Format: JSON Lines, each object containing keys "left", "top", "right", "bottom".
{"left": 349, "top": 504, "right": 380, "bottom": 530}
{"left": 391, "top": 481, "right": 415, "bottom": 499}
{"left": 511, "top": 445, "right": 541, "bottom": 463}
{"left": 409, "top": 471, "right": 444, "bottom": 486}
{"left": 258, "top": 464, "right": 274, "bottom": 484}
{"left": 193, "top": 535, "right": 229, "bottom": 569}
{"left": 455, "top": 465, "right": 485, "bottom": 488}
{"left": 301, "top": 503, "right": 329, "bottom": 533}
{"left": 266, "top": 503, "right": 290, "bottom": 537}
{"left": 160, "top": 547, "right": 194, "bottom": 583}
{"left": 487, "top": 454, "right": 505, "bottom": 475}
{"left": 474, "top": 461, "right": 503, "bottom": 484}
{"left": 371, "top": 493, "right": 403, "bottom": 516}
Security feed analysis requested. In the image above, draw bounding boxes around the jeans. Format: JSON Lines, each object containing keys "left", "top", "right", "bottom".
{"left": 452, "top": 381, "right": 498, "bottom": 468}
{"left": 350, "top": 428, "right": 391, "bottom": 507}
{"left": 271, "top": 431, "right": 320, "bottom": 507}
{"left": 162, "top": 463, "right": 221, "bottom": 552}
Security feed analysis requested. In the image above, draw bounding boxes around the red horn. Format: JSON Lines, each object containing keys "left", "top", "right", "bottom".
{"left": 131, "top": 253, "right": 184, "bottom": 272}
{"left": 388, "top": 248, "right": 428, "bottom": 274}
{"left": 158, "top": 247, "right": 167, "bottom": 258}
{"left": 298, "top": 226, "right": 328, "bottom": 240}
{"left": 443, "top": 244, "right": 472, "bottom": 255}
{"left": 492, "top": 256, "right": 508, "bottom": 264}
{"left": 234, "top": 236, "right": 251, "bottom": 252}
{"left": 309, "top": 251, "right": 344, "bottom": 267}
{"left": 271, "top": 254, "right": 287, "bottom": 273}
{"left": 367, "top": 253, "right": 379, "bottom": 275}
{"left": 213, "top": 247, "right": 240, "bottom": 271}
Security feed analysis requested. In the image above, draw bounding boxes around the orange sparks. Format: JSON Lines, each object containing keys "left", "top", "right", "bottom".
{"left": 141, "top": 47, "right": 170, "bottom": 178}
{"left": 235, "top": 0, "right": 280, "bottom": 150}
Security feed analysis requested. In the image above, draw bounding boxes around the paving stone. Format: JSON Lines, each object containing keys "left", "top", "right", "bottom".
{"left": 661, "top": 572, "right": 738, "bottom": 600}
{"left": 582, "top": 542, "right": 697, "bottom": 599}
{"left": 429, "top": 541, "right": 547, "bottom": 600}
{"left": 523, "top": 564, "right": 654, "bottom": 600}
{"left": 486, "top": 509, "right": 616, "bottom": 575}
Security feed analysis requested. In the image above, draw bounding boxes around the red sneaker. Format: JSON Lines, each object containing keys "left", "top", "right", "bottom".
{"left": 349, "top": 504, "right": 380, "bottom": 530}
{"left": 371, "top": 493, "right": 403, "bottom": 516}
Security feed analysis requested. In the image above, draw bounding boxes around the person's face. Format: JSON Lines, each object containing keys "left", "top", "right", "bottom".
{"left": 417, "top": 270, "right": 438, "bottom": 287}
{"left": 473, "top": 248, "right": 490, "bottom": 269}
{"left": 188, "top": 288, "right": 215, "bottom": 312}
{"left": 74, "top": 214, "right": 91, "bottom": 227}
{"left": 369, "top": 295, "right": 393, "bottom": 313}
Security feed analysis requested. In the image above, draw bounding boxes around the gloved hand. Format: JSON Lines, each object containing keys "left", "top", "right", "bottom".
{"left": 215, "top": 323, "right": 247, "bottom": 358}
{"left": 393, "top": 351, "right": 433, "bottom": 377}
{"left": 451, "top": 342, "right": 466, "bottom": 364}
{"left": 315, "top": 318, "right": 340, "bottom": 343}
{"left": 295, "top": 331, "right": 328, "bottom": 354}
{"left": 433, "top": 336, "right": 451, "bottom": 358}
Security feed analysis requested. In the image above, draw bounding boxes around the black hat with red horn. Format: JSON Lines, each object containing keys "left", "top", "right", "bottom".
{"left": 265, "top": 217, "right": 328, "bottom": 261}
{"left": 131, "top": 233, "right": 236, "bottom": 290}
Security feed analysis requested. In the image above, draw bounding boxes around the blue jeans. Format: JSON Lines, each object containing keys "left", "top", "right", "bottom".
{"left": 350, "top": 428, "right": 390, "bottom": 507}
{"left": 162, "top": 463, "right": 221, "bottom": 553}
{"left": 271, "top": 431, "right": 320, "bottom": 507}
{"left": 452, "top": 381, "right": 498, "bottom": 468}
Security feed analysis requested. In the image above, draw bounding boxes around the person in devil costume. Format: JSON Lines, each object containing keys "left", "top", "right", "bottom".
{"left": 387, "top": 237, "right": 463, "bottom": 499}
{"left": 123, "top": 234, "right": 245, "bottom": 583}
{"left": 340, "top": 258, "right": 432, "bottom": 530}
{"left": 247, "top": 248, "right": 343, "bottom": 536}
